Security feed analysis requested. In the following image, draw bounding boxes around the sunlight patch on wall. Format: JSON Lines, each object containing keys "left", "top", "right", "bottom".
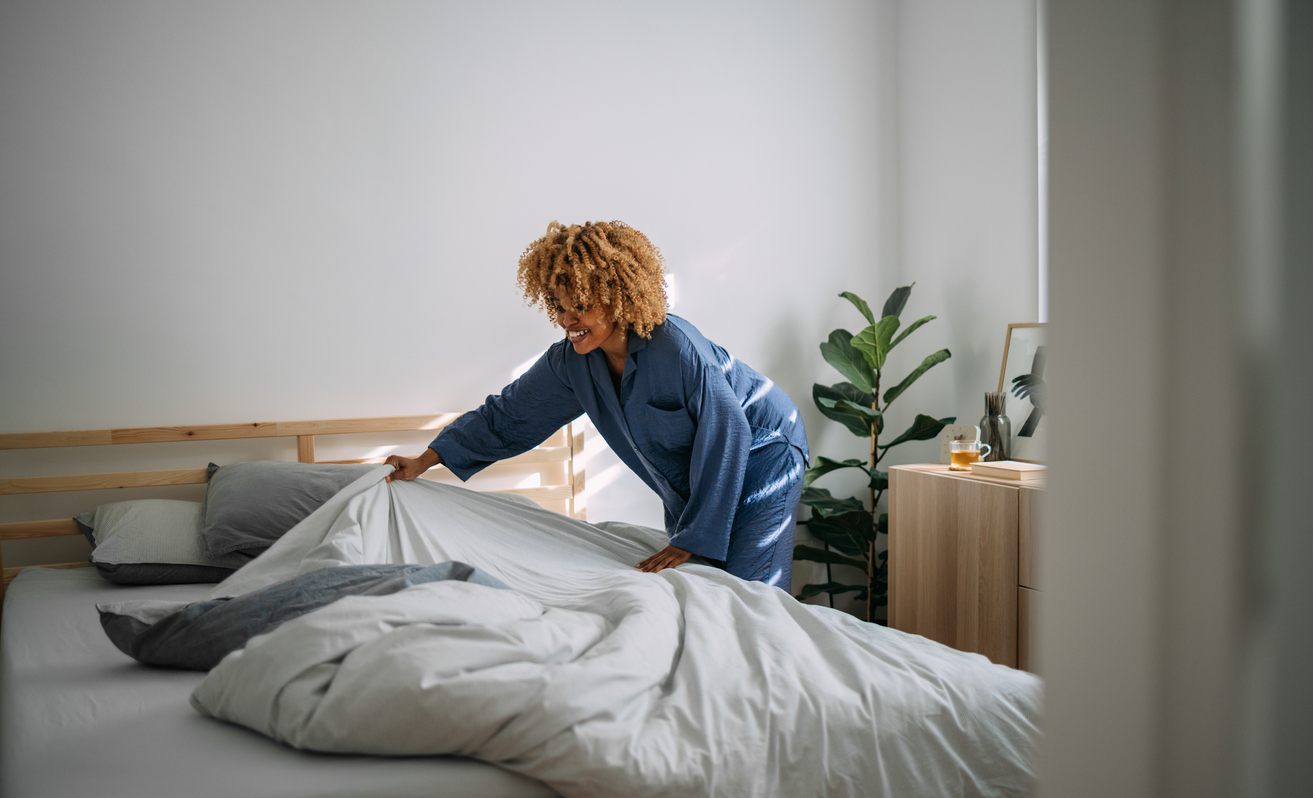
{"left": 511, "top": 350, "right": 547, "bottom": 380}
{"left": 581, "top": 462, "right": 628, "bottom": 503}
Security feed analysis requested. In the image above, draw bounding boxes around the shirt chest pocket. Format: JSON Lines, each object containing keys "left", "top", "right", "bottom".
{"left": 631, "top": 402, "right": 696, "bottom": 459}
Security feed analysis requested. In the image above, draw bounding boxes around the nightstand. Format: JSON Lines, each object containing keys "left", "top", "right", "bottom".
{"left": 887, "top": 464, "right": 1041, "bottom": 671}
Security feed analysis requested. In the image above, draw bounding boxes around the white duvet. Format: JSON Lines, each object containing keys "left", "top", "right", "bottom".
{"left": 192, "top": 467, "right": 1041, "bottom": 798}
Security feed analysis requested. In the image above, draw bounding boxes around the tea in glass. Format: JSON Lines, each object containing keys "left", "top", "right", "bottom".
{"left": 949, "top": 439, "right": 992, "bottom": 471}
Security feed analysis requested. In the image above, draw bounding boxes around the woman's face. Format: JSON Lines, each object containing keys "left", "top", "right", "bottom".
{"left": 553, "top": 289, "right": 626, "bottom": 356}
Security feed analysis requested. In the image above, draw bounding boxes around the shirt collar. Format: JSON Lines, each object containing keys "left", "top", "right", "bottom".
{"left": 627, "top": 327, "right": 649, "bottom": 354}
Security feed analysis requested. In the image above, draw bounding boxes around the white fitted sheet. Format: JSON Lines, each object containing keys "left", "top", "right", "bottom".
{"left": 0, "top": 567, "right": 557, "bottom": 798}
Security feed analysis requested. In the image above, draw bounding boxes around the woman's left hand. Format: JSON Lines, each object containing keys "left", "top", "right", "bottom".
{"left": 636, "top": 545, "right": 692, "bottom": 574}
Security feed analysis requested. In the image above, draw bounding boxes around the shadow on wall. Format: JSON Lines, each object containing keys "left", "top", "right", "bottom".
{"left": 944, "top": 269, "right": 991, "bottom": 409}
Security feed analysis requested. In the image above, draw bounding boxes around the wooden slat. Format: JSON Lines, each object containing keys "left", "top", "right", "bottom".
{"left": 321, "top": 447, "right": 571, "bottom": 468}
{"left": 0, "top": 414, "right": 463, "bottom": 451}
{"left": 2, "top": 561, "right": 93, "bottom": 586}
{"left": 571, "top": 424, "right": 587, "bottom": 521}
{"left": 0, "top": 468, "right": 208, "bottom": 495}
{"left": 0, "top": 429, "right": 112, "bottom": 449}
{"left": 0, "top": 519, "right": 82, "bottom": 540}
{"left": 275, "top": 415, "right": 460, "bottom": 436}
{"left": 500, "top": 446, "right": 572, "bottom": 465}
{"left": 297, "top": 435, "right": 316, "bottom": 464}
{"left": 109, "top": 422, "right": 279, "bottom": 445}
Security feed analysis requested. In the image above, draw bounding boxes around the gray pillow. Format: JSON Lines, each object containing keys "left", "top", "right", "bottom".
{"left": 201, "top": 461, "right": 375, "bottom": 557}
{"left": 98, "top": 562, "right": 509, "bottom": 670}
{"left": 75, "top": 500, "right": 251, "bottom": 586}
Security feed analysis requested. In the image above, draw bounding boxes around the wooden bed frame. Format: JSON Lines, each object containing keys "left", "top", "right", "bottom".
{"left": 0, "top": 414, "right": 586, "bottom": 605}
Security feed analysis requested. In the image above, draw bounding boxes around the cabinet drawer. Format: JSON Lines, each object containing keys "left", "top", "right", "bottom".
{"left": 889, "top": 467, "right": 1019, "bottom": 668}
{"left": 1019, "top": 486, "right": 1041, "bottom": 589}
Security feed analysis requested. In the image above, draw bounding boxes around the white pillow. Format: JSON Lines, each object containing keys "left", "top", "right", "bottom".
{"left": 75, "top": 500, "right": 250, "bottom": 585}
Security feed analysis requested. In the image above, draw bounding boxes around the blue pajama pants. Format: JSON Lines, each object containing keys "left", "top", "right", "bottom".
{"left": 710, "top": 441, "right": 806, "bottom": 592}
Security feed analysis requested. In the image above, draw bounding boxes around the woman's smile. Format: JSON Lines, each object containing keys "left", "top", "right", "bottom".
{"left": 562, "top": 318, "right": 609, "bottom": 353}
{"left": 554, "top": 289, "right": 623, "bottom": 355}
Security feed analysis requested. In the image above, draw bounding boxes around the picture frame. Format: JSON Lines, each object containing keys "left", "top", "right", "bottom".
{"left": 998, "top": 323, "right": 1047, "bottom": 463}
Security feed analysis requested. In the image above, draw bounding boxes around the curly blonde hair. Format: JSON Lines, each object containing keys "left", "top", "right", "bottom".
{"left": 516, "top": 220, "right": 668, "bottom": 339}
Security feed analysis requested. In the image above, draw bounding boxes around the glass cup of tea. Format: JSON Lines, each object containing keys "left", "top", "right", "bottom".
{"left": 949, "top": 439, "right": 992, "bottom": 471}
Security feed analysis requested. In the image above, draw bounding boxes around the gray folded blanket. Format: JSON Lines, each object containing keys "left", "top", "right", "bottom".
{"left": 98, "top": 562, "right": 509, "bottom": 670}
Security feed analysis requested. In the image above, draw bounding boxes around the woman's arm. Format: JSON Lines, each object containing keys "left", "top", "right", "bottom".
{"left": 383, "top": 447, "right": 441, "bottom": 482}
{"left": 426, "top": 343, "right": 584, "bottom": 481}
{"left": 664, "top": 349, "right": 753, "bottom": 562}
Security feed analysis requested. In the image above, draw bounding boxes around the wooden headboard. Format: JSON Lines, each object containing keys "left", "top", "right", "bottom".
{"left": 0, "top": 414, "right": 586, "bottom": 600}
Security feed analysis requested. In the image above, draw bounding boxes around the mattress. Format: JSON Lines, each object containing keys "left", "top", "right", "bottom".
{"left": 0, "top": 567, "right": 558, "bottom": 798}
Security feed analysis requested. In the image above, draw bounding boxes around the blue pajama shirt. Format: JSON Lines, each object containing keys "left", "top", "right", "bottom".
{"left": 428, "top": 315, "right": 810, "bottom": 590}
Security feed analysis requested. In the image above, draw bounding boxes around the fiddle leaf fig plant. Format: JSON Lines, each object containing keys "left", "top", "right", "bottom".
{"left": 794, "top": 285, "right": 954, "bottom": 622}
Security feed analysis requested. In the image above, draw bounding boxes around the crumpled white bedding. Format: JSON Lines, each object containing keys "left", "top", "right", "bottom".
{"left": 191, "top": 466, "right": 1041, "bottom": 798}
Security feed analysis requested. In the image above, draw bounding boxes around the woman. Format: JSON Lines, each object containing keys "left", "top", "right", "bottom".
{"left": 385, "top": 221, "right": 809, "bottom": 590}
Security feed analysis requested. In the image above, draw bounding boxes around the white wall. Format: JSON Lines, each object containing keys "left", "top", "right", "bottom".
{"left": 882, "top": 0, "right": 1038, "bottom": 462}
{"left": 0, "top": 0, "right": 900, "bottom": 572}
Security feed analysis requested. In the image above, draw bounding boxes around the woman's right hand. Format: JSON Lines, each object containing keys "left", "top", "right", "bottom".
{"left": 384, "top": 449, "right": 441, "bottom": 482}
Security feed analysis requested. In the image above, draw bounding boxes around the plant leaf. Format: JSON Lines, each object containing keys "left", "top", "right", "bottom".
{"left": 880, "top": 414, "right": 956, "bottom": 449}
{"left": 848, "top": 326, "right": 878, "bottom": 369}
{"left": 800, "top": 486, "right": 866, "bottom": 514}
{"left": 874, "top": 316, "right": 900, "bottom": 368}
{"left": 797, "top": 581, "right": 868, "bottom": 601}
{"left": 801, "top": 489, "right": 874, "bottom": 558}
{"left": 819, "top": 329, "right": 875, "bottom": 394}
{"left": 792, "top": 544, "right": 869, "bottom": 570}
{"left": 851, "top": 316, "right": 901, "bottom": 370}
{"left": 889, "top": 314, "right": 936, "bottom": 350}
{"left": 869, "top": 469, "right": 888, "bottom": 491}
{"left": 877, "top": 512, "right": 888, "bottom": 535}
{"left": 839, "top": 291, "right": 875, "bottom": 326}
{"left": 809, "top": 510, "right": 875, "bottom": 546}
{"left": 813, "top": 383, "right": 877, "bottom": 438}
{"left": 881, "top": 283, "right": 915, "bottom": 319}
{"left": 803, "top": 519, "right": 868, "bottom": 558}
{"left": 882, "top": 348, "right": 952, "bottom": 405}
{"left": 818, "top": 397, "right": 883, "bottom": 422}
{"left": 804, "top": 457, "right": 869, "bottom": 489}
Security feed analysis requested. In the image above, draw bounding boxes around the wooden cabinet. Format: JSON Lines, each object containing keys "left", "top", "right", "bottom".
{"left": 888, "top": 464, "right": 1041, "bottom": 671}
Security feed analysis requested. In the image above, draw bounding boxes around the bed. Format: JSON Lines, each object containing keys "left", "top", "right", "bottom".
{"left": 0, "top": 414, "right": 581, "bottom": 798}
{"left": 0, "top": 414, "right": 1042, "bottom": 798}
